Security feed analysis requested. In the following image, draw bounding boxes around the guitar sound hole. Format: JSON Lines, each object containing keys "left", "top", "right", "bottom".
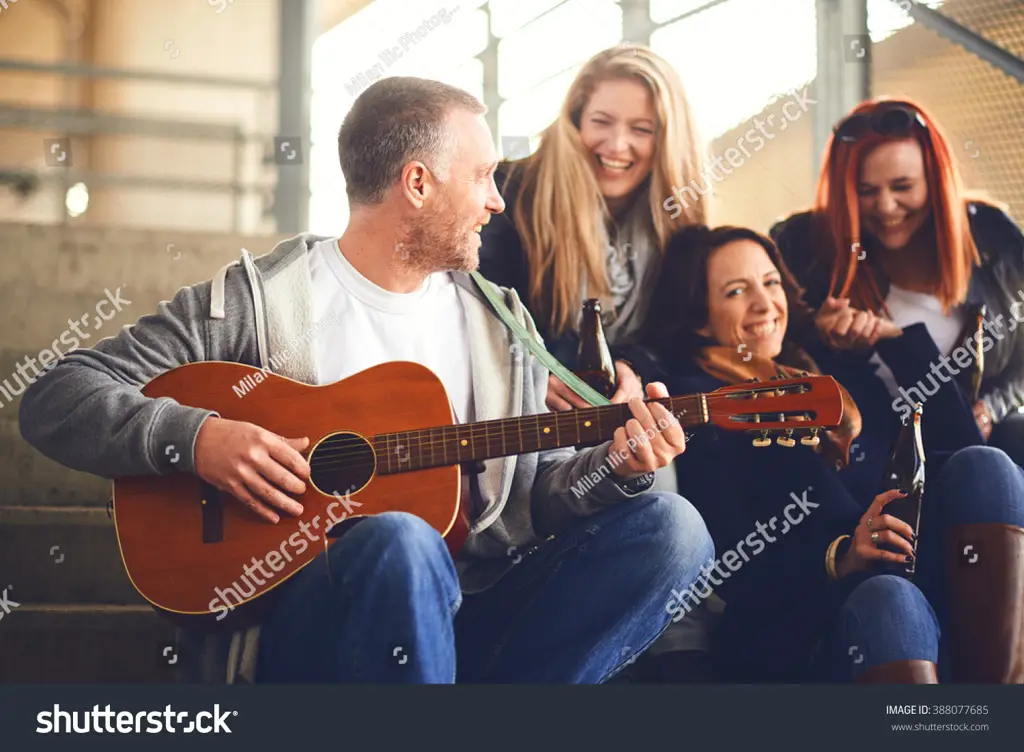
{"left": 308, "top": 432, "right": 375, "bottom": 498}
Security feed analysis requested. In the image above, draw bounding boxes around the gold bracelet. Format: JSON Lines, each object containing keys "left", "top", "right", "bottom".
{"left": 825, "top": 537, "right": 839, "bottom": 580}
{"left": 831, "top": 535, "right": 850, "bottom": 579}
{"left": 825, "top": 535, "right": 851, "bottom": 581}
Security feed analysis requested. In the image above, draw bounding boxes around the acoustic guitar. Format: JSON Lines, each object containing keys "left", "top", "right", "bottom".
{"left": 112, "top": 361, "right": 843, "bottom": 631}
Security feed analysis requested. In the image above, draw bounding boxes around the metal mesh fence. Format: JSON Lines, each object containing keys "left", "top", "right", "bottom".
{"left": 870, "top": 0, "right": 1024, "bottom": 222}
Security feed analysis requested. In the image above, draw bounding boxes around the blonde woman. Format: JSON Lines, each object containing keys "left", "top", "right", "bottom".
{"left": 478, "top": 43, "right": 706, "bottom": 410}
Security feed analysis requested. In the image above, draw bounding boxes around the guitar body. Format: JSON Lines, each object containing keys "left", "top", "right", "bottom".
{"left": 113, "top": 361, "right": 468, "bottom": 631}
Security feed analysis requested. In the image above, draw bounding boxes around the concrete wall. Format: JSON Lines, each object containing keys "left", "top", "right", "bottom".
{"left": 704, "top": 85, "right": 818, "bottom": 235}
{"left": 0, "top": 221, "right": 289, "bottom": 356}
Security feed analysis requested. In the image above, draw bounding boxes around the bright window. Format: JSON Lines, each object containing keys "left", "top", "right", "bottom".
{"left": 310, "top": 0, "right": 487, "bottom": 234}
{"left": 651, "top": 0, "right": 817, "bottom": 141}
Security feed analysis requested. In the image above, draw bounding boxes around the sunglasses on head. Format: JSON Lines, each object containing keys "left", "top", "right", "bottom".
{"left": 833, "top": 103, "right": 928, "bottom": 144}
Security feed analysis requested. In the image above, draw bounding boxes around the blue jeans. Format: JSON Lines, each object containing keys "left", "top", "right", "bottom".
{"left": 255, "top": 491, "right": 714, "bottom": 683}
{"left": 817, "top": 446, "right": 1024, "bottom": 680}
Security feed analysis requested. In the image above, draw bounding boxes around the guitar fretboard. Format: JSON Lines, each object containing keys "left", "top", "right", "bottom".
{"left": 368, "top": 395, "right": 705, "bottom": 473}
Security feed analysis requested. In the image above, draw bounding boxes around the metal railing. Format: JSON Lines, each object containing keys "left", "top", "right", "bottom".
{"left": 0, "top": 57, "right": 281, "bottom": 233}
{"left": 871, "top": 0, "right": 1024, "bottom": 223}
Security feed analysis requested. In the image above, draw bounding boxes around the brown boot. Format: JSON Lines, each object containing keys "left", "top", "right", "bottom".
{"left": 947, "top": 523, "right": 1024, "bottom": 683}
{"left": 855, "top": 660, "right": 938, "bottom": 683}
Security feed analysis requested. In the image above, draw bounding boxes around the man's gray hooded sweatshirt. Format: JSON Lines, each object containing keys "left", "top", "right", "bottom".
{"left": 17, "top": 234, "right": 655, "bottom": 684}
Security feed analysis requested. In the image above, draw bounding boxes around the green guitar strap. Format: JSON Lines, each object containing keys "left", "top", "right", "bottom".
{"left": 469, "top": 271, "right": 611, "bottom": 408}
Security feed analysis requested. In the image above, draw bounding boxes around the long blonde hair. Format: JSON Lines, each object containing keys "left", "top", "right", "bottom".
{"left": 507, "top": 44, "right": 707, "bottom": 337}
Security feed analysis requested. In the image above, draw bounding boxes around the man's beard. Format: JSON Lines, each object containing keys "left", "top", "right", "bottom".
{"left": 394, "top": 198, "right": 477, "bottom": 275}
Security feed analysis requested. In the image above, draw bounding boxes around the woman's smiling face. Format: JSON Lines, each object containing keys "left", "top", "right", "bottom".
{"left": 857, "top": 138, "right": 931, "bottom": 251}
{"left": 578, "top": 77, "right": 657, "bottom": 209}
{"left": 698, "top": 238, "right": 789, "bottom": 359}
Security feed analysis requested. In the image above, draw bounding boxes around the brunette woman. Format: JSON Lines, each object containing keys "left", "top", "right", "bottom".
{"left": 478, "top": 43, "right": 706, "bottom": 410}
{"left": 771, "top": 97, "right": 1024, "bottom": 464}
{"left": 640, "top": 224, "right": 1024, "bottom": 683}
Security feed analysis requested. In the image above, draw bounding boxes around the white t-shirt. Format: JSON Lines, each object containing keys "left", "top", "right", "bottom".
{"left": 871, "top": 283, "right": 965, "bottom": 397}
{"left": 307, "top": 239, "right": 474, "bottom": 424}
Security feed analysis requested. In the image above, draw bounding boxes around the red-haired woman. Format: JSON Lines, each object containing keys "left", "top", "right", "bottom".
{"left": 770, "top": 98, "right": 1024, "bottom": 465}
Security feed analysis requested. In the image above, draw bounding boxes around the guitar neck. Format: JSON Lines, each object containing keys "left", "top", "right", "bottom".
{"left": 370, "top": 395, "right": 707, "bottom": 474}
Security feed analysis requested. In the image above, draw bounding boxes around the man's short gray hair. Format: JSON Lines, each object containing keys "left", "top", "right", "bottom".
{"left": 338, "top": 77, "right": 486, "bottom": 206}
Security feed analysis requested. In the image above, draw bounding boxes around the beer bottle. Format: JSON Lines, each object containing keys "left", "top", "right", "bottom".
{"left": 877, "top": 403, "right": 925, "bottom": 579}
{"left": 575, "top": 299, "right": 617, "bottom": 399}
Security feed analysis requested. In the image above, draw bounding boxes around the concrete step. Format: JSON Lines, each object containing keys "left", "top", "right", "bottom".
{"left": 0, "top": 604, "right": 181, "bottom": 683}
{"left": 0, "top": 419, "right": 112, "bottom": 507}
{"left": 0, "top": 506, "right": 142, "bottom": 605}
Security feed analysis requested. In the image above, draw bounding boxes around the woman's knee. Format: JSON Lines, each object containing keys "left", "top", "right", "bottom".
{"left": 935, "top": 446, "right": 1024, "bottom": 525}
{"left": 942, "top": 445, "right": 1016, "bottom": 485}
{"left": 838, "top": 575, "right": 939, "bottom": 670}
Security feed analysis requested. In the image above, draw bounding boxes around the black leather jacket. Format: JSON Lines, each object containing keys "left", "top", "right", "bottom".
{"left": 770, "top": 202, "right": 1024, "bottom": 423}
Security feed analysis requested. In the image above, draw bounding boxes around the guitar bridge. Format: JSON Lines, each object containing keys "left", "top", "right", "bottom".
{"left": 201, "top": 481, "right": 224, "bottom": 543}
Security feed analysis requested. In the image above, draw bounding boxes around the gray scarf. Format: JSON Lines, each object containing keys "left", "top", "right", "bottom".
{"left": 579, "top": 195, "right": 660, "bottom": 347}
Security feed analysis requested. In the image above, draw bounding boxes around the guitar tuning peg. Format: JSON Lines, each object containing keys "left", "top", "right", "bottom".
{"left": 752, "top": 430, "right": 771, "bottom": 448}
{"left": 776, "top": 430, "right": 796, "bottom": 448}
{"left": 800, "top": 428, "right": 820, "bottom": 447}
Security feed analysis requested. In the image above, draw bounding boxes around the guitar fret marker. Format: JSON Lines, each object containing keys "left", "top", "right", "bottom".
{"left": 543, "top": 427, "right": 550, "bottom": 434}
{"left": 584, "top": 421, "right": 592, "bottom": 427}
{"left": 461, "top": 439, "right": 468, "bottom": 446}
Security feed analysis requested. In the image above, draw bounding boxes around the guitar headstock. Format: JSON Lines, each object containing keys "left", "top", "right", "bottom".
{"left": 706, "top": 375, "right": 844, "bottom": 448}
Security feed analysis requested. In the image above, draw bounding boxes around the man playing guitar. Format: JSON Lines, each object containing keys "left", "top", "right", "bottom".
{"left": 18, "top": 77, "right": 714, "bottom": 684}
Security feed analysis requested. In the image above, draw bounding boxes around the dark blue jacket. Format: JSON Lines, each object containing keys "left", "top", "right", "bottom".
{"left": 651, "top": 324, "right": 983, "bottom": 681}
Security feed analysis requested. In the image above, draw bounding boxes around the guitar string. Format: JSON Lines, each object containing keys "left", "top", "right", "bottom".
{"left": 307, "top": 416, "right": 712, "bottom": 473}
{"left": 300, "top": 392, "right": 823, "bottom": 472}
{"left": 305, "top": 414, "right": 819, "bottom": 479}
{"left": 302, "top": 392, "right": 819, "bottom": 465}
{"left": 305, "top": 389, "right": 815, "bottom": 450}
{"left": 305, "top": 394, "right": 714, "bottom": 464}
{"left": 308, "top": 397, "right": 690, "bottom": 451}
{"left": 306, "top": 415, "right": 707, "bottom": 469}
